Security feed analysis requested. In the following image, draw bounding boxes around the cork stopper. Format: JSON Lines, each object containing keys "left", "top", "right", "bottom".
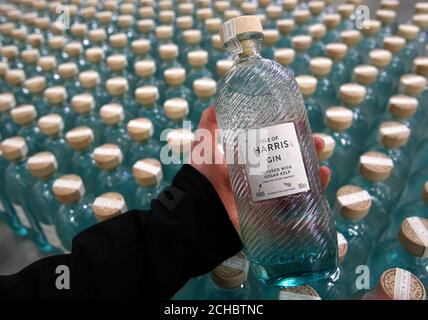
{"left": 155, "top": 25, "right": 173, "bottom": 41}
{"left": 187, "top": 50, "right": 208, "bottom": 67}
{"left": 277, "top": 19, "right": 295, "bottom": 35}
{"left": 378, "top": 121, "right": 410, "bottom": 149}
{"left": 383, "top": 36, "right": 406, "bottom": 53}
{"left": 182, "top": 29, "right": 201, "bottom": 46}
{"left": 24, "top": 76, "right": 46, "bottom": 93}
{"left": 313, "top": 133, "right": 336, "bottom": 161}
{"left": 323, "top": 13, "right": 341, "bottom": 30}
{"left": 240, "top": 2, "right": 256, "bottom": 15}
{"left": 213, "top": 1, "right": 229, "bottom": 15}
{"left": 135, "top": 60, "right": 156, "bottom": 78}
{"left": 259, "top": 0, "right": 272, "bottom": 8}
{"left": 37, "top": 56, "right": 56, "bottom": 72}
{"left": 27, "top": 33, "right": 44, "bottom": 48}
{"left": 0, "top": 62, "right": 8, "bottom": 77}
{"left": 79, "top": 70, "right": 100, "bottom": 89}
{"left": 11, "top": 28, "right": 27, "bottom": 42}
{"left": 100, "top": 104, "right": 124, "bottom": 125}
{"left": 335, "top": 185, "right": 372, "bottom": 221}
{"left": 107, "top": 54, "right": 127, "bottom": 72}
{"left": 278, "top": 286, "right": 320, "bottom": 300}
{"left": 261, "top": 30, "right": 279, "bottom": 47}
{"left": 38, "top": 114, "right": 64, "bottom": 136}
{"left": 388, "top": 95, "right": 418, "bottom": 118}
{"left": 89, "top": 29, "right": 106, "bottom": 43}
{"left": 96, "top": 11, "right": 113, "bottom": 25}
{"left": 381, "top": 0, "right": 400, "bottom": 10}
{"left": 106, "top": 77, "right": 128, "bottom": 96}
{"left": 120, "top": 3, "right": 135, "bottom": 15}
{"left": 310, "top": 57, "right": 333, "bottom": 77}
{"left": 159, "top": 10, "right": 175, "bottom": 25}
{"left": 164, "top": 98, "right": 189, "bottom": 120}
{"left": 44, "top": 86, "right": 67, "bottom": 105}
{"left": 295, "top": 75, "right": 317, "bottom": 98}
{"left": 167, "top": 128, "right": 193, "bottom": 154}
{"left": 160, "top": 0, "right": 173, "bottom": 10}
{"left": 359, "top": 151, "right": 394, "bottom": 182}
{"left": 139, "top": 7, "right": 154, "bottom": 19}
{"left": 176, "top": 16, "right": 193, "bottom": 31}
{"left": 220, "top": 15, "right": 262, "bottom": 45}
{"left": 109, "top": 33, "right": 127, "bottom": 49}
{"left": 127, "top": 118, "right": 154, "bottom": 142}
{"left": 205, "top": 18, "right": 221, "bottom": 33}
{"left": 414, "top": 57, "right": 428, "bottom": 77}
{"left": 326, "top": 43, "right": 348, "bottom": 62}
{"left": 266, "top": 4, "right": 282, "bottom": 20}
{"left": 93, "top": 144, "right": 123, "bottom": 170}
{"left": 11, "top": 104, "right": 36, "bottom": 125}
{"left": 132, "top": 158, "right": 163, "bottom": 187}
{"left": 34, "top": 16, "right": 50, "bottom": 30}
{"left": 274, "top": 48, "right": 295, "bottom": 66}
{"left": 376, "top": 268, "right": 426, "bottom": 300}
{"left": 137, "top": 19, "right": 154, "bottom": 33}
{"left": 82, "top": 6, "right": 96, "bottom": 20}
{"left": 223, "top": 9, "right": 241, "bottom": 22}
{"left": 5, "top": 69, "right": 25, "bottom": 86}
{"left": 400, "top": 74, "right": 427, "bottom": 96}
{"left": 71, "top": 94, "right": 95, "bottom": 114}
{"left": 293, "top": 10, "right": 310, "bottom": 25}
{"left": 369, "top": 49, "right": 392, "bottom": 68}
{"left": 216, "top": 59, "right": 234, "bottom": 78}
{"left": 0, "top": 45, "right": 18, "bottom": 60}
{"left": 354, "top": 65, "right": 379, "bottom": 85}
{"left": 416, "top": 2, "right": 428, "bottom": 14}
{"left": 193, "top": 78, "right": 216, "bottom": 99}
{"left": 325, "top": 106, "right": 353, "bottom": 132}
{"left": 292, "top": 35, "right": 312, "bottom": 52}
{"left": 399, "top": 217, "right": 428, "bottom": 258}
{"left": 376, "top": 9, "right": 396, "bottom": 25}
{"left": 27, "top": 151, "right": 57, "bottom": 178}
{"left": 338, "top": 4, "right": 355, "bottom": 19}
{"left": 282, "top": 0, "right": 298, "bottom": 11}
{"left": 413, "top": 14, "right": 428, "bottom": 29}
{"left": 308, "top": 1, "right": 325, "bottom": 16}
{"left": 340, "top": 83, "right": 366, "bottom": 106}
{"left": 66, "top": 127, "right": 94, "bottom": 150}
{"left": 178, "top": 3, "right": 194, "bottom": 16}
{"left": 164, "top": 68, "right": 186, "bottom": 86}
{"left": 85, "top": 47, "right": 104, "bottom": 63}
{"left": 53, "top": 174, "right": 85, "bottom": 204}
{"left": 117, "top": 14, "right": 135, "bottom": 29}
{"left": 361, "top": 20, "right": 381, "bottom": 36}
{"left": 337, "top": 232, "right": 348, "bottom": 264}
{"left": 58, "top": 62, "right": 78, "bottom": 79}
{"left": 64, "top": 42, "right": 82, "bottom": 58}
{"left": 159, "top": 44, "right": 179, "bottom": 60}
{"left": 211, "top": 252, "right": 248, "bottom": 289}
{"left": 130, "top": 40, "right": 150, "bottom": 58}
{"left": 48, "top": 36, "right": 65, "bottom": 50}
{"left": 93, "top": 192, "right": 127, "bottom": 221}
{"left": 135, "top": 86, "right": 159, "bottom": 105}
{"left": 0, "top": 136, "right": 28, "bottom": 161}
{"left": 21, "top": 49, "right": 39, "bottom": 64}
{"left": 341, "top": 30, "right": 361, "bottom": 46}
{"left": 308, "top": 24, "right": 327, "bottom": 40}
{"left": 397, "top": 24, "right": 420, "bottom": 41}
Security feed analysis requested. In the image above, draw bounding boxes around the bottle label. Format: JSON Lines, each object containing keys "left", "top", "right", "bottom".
{"left": 393, "top": 268, "right": 411, "bottom": 300}
{"left": 222, "top": 20, "right": 243, "bottom": 55}
{"left": 11, "top": 203, "right": 32, "bottom": 229}
{"left": 407, "top": 217, "right": 428, "bottom": 258}
{"left": 238, "top": 122, "right": 310, "bottom": 202}
{"left": 0, "top": 199, "right": 5, "bottom": 212}
{"left": 278, "top": 291, "right": 321, "bottom": 300}
{"left": 335, "top": 190, "right": 372, "bottom": 212}
{"left": 40, "top": 223, "right": 65, "bottom": 251}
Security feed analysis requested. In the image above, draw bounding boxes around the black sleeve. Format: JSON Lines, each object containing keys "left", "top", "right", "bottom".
{"left": 0, "top": 165, "right": 243, "bottom": 300}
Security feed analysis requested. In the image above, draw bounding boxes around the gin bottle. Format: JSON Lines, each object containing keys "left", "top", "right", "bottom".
{"left": 216, "top": 16, "right": 338, "bottom": 287}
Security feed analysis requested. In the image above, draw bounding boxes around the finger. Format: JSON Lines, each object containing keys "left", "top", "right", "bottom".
{"left": 198, "top": 106, "right": 217, "bottom": 130}
{"left": 319, "top": 166, "right": 331, "bottom": 192}
{"left": 313, "top": 136, "right": 325, "bottom": 159}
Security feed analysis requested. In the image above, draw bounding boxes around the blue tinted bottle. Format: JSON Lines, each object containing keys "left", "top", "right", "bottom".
{"left": 44, "top": 86, "right": 77, "bottom": 131}
{"left": 291, "top": 35, "right": 312, "bottom": 75}
{"left": 308, "top": 24, "right": 327, "bottom": 58}
{"left": 192, "top": 78, "right": 217, "bottom": 125}
{"left": 186, "top": 50, "right": 212, "bottom": 88}
{"left": 100, "top": 103, "right": 131, "bottom": 156}
{"left": 310, "top": 57, "right": 337, "bottom": 111}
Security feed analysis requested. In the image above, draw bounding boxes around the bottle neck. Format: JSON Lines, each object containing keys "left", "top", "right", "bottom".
{"left": 227, "top": 35, "right": 262, "bottom": 64}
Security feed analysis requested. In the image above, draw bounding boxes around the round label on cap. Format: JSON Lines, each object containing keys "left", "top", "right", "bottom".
{"left": 93, "top": 192, "right": 127, "bottom": 221}
{"left": 133, "top": 158, "right": 163, "bottom": 187}
{"left": 279, "top": 286, "right": 321, "bottom": 300}
{"left": 335, "top": 185, "right": 372, "bottom": 220}
{"left": 378, "top": 268, "right": 426, "bottom": 300}
{"left": 401, "top": 217, "right": 428, "bottom": 258}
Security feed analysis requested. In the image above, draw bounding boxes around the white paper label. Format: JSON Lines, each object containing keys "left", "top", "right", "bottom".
{"left": 134, "top": 161, "right": 163, "bottom": 184}
{"left": 12, "top": 203, "right": 31, "bottom": 229}
{"left": 0, "top": 199, "right": 5, "bottom": 212}
{"left": 407, "top": 217, "right": 428, "bottom": 258}
{"left": 279, "top": 291, "right": 321, "bottom": 300}
{"left": 360, "top": 155, "right": 394, "bottom": 168}
{"left": 239, "top": 122, "right": 310, "bottom": 202}
{"left": 40, "top": 223, "right": 64, "bottom": 250}
{"left": 335, "top": 190, "right": 372, "bottom": 212}
{"left": 93, "top": 197, "right": 128, "bottom": 213}
{"left": 222, "top": 20, "right": 243, "bottom": 55}
{"left": 393, "top": 268, "right": 411, "bottom": 300}
{"left": 337, "top": 232, "right": 347, "bottom": 247}
{"left": 221, "top": 256, "right": 249, "bottom": 273}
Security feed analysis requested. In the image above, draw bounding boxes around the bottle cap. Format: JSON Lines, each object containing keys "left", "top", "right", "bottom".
{"left": 120, "top": 3, "right": 135, "bottom": 15}
{"left": 325, "top": 106, "right": 353, "bottom": 131}
{"left": 397, "top": 24, "right": 420, "bottom": 41}
{"left": 399, "top": 217, "right": 428, "bottom": 258}
{"left": 278, "top": 286, "right": 320, "bottom": 300}
{"left": 11, "top": 104, "right": 36, "bottom": 125}
{"left": 353, "top": 65, "right": 379, "bottom": 85}
{"left": 292, "top": 35, "right": 312, "bottom": 52}
{"left": 369, "top": 49, "right": 392, "bottom": 68}
{"left": 376, "top": 268, "right": 426, "bottom": 300}
{"left": 182, "top": 29, "right": 201, "bottom": 45}
{"left": 211, "top": 34, "right": 223, "bottom": 50}
{"left": 118, "top": 14, "right": 134, "bottom": 28}
{"left": 277, "top": 19, "right": 295, "bottom": 34}
{"left": 48, "top": 36, "right": 65, "bottom": 50}
{"left": 53, "top": 174, "right": 85, "bottom": 204}
{"left": 323, "top": 13, "right": 341, "bottom": 30}
{"left": 335, "top": 185, "right": 372, "bottom": 221}
{"left": 88, "top": 28, "right": 106, "bottom": 43}
{"left": 100, "top": 103, "right": 124, "bottom": 125}
{"left": 310, "top": 57, "right": 333, "bottom": 76}
{"left": 82, "top": 6, "right": 96, "bottom": 20}
{"left": 139, "top": 7, "right": 154, "bottom": 19}
{"left": 376, "top": 9, "right": 396, "bottom": 25}
{"left": 159, "top": 44, "right": 179, "bottom": 60}
{"left": 381, "top": 0, "right": 400, "bottom": 10}
{"left": 340, "top": 83, "right": 366, "bottom": 106}
{"left": 361, "top": 20, "right": 381, "bottom": 36}
{"left": 220, "top": 15, "right": 262, "bottom": 46}
{"left": 133, "top": 158, "right": 163, "bottom": 187}
{"left": 27, "top": 33, "right": 44, "bottom": 48}
{"left": 326, "top": 43, "right": 348, "bottom": 62}
{"left": 127, "top": 117, "right": 154, "bottom": 142}
{"left": 164, "top": 68, "right": 186, "bottom": 86}
{"left": 0, "top": 136, "right": 28, "bottom": 161}
{"left": 414, "top": 57, "right": 428, "bottom": 77}
{"left": 0, "top": 62, "right": 8, "bottom": 77}
{"left": 64, "top": 42, "right": 82, "bottom": 58}
{"left": 295, "top": 75, "right": 317, "bottom": 98}
{"left": 400, "top": 74, "right": 427, "bottom": 96}
{"left": 96, "top": 10, "right": 113, "bottom": 25}
{"left": 224, "top": 9, "right": 240, "bottom": 21}
{"left": 79, "top": 70, "right": 100, "bottom": 89}
{"left": 23, "top": 12, "right": 37, "bottom": 26}
{"left": 282, "top": 0, "right": 298, "bottom": 11}
{"left": 85, "top": 47, "right": 104, "bottom": 63}
{"left": 5, "top": 69, "right": 25, "bottom": 86}
{"left": 313, "top": 133, "right": 336, "bottom": 161}
{"left": 308, "top": 24, "right": 327, "bottom": 40}
{"left": 35, "top": 16, "right": 50, "bottom": 30}
{"left": 93, "top": 192, "right": 127, "bottom": 222}
{"left": 38, "top": 114, "right": 64, "bottom": 136}
{"left": 44, "top": 86, "right": 67, "bottom": 105}
{"left": 135, "top": 85, "right": 159, "bottom": 105}
{"left": 155, "top": 25, "right": 173, "bottom": 41}
{"left": 71, "top": 93, "right": 95, "bottom": 114}
{"left": 203, "top": 18, "right": 221, "bottom": 34}
{"left": 107, "top": 54, "right": 127, "bottom": 72}
{"left": 93, "top": 144, "right": 123, "bottom": 170}
{"left": 416, "top": 2, "right": 428, "bottom": 14}
{"left": 138, "top": 19, "right": 154, "bottom": 33}
{"left": 130, "top": 40, "right": 150, "bottom": 56}
{"left": 164, "top": 98, "right": 189, "bottom": 120}
{"left": 176, "top": 16, "right": 193, "bottom": 31}
{"left": 383, "top": 36, "right": 406, "bottom": 53}
{"left": 27, "top": 151, "right": 57, "bottom": 178}
{"left": 21, "top": 49, "right": 39, "bottom": 64}
{"left": 211, "top": 252, "right": 248, "bottom": 289}
{"left": 213, "top": 0, "right": 228, "bottom": 14}
{"left": 337, "top": 232, "right": 348, "bottom": 264}
{"left": 106, "top": 77, "right": 129, "bottom": 96}
{"left": 341, "top": 30, "right": 361, "bottom": 46}
{"left": 308, "top": 0, "right": 325, "bottom": 15}
{"left": 337, "top": 4, "right": 355, "bottom": 19}
{"left": 187, "top": 50, "right": 208, "bottom": 67}
{"left": 263, "top": 29, "right": 280, "bottom": 46}
{"left": 159, "top": 10, "right": 175, "bottom": 25}
{"left": 216, "top": 59, "right": 234, "bottom": 78}
{"left": 135, "top": 60, "right": 156, "bottom": 78}
{"left": 266, "top": 4, "right": 282, "bottom": 20}
{"left": 178, "top": 3, "right": 194, "bottom": 16}
{"left": 388, "top": 95, "right": 418, "bottom": 118}
{"left": 24, "top": 76, "right": 46, "bottom": 93}
{"left": 37, "top": 55, "right": 56, "bottom": 71}
{"left": 423, "top": 181, "right": 428, "bottom": 207}
{"left": 378, "top": 121, "right": 410, "bottom": 149}
{"left": 274, "top": 48, "right": 295, "bottom": 66}
{"left": 293, "top": 9, "right": 311, "bottom": 25}
{"left": 359, "top": 151, "right": 394, "bottom": 182}
{"left": 66, "top": 126, "right": 94, "bottom": 150}
{"left": 58, "top": 62, "right": 78, "bottom": 79}
{"left": 11, "top": 28, "right": 27, "bottom": 42}
{"left": 413, "top": 14, "right": 428, "bottom": 29}
{"left": 160, "top": 0, "right": 174, "bottom": 10}
{"left": 109, "top": 33, "right": 127, "bottom": 48}
{"left": 259, "top": 0, "right": 272, "bottom": 8}
{"left": 167, "top": 128, "right": 193, "bottom": 154}
{"left": 193, "top": 78, "right": 217, "bottom": 98}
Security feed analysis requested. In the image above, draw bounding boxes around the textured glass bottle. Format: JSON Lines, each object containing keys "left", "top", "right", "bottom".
{"left": 216, "top": 16, "right": 338, "bottom": 286}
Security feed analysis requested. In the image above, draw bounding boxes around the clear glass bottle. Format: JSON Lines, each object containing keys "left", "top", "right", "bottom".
{"left": 413, "top": 13, "right": 428, "bottom": 55}
{"left": 376, "top": 9, "right": 396, "bottom": 40}
{"left": 57, "top": 62, "right": 81, "bottom": 99}
{"left": 70, "top": 23, "right": 90, "bottom": 50}
{"left": 5, "top": 69, "right": 30, "bottom": 105}
{"left": 308, "top": 24, "right": 327, "bottom": 58}
{"left": 326, "top": 43, "right": 349, "bottom": 92}
{"left": 24, "top": 76, "right": 49, "bottom": 116}
{"left": 44, "top": 86, "right": 76, "bottom": 131}
{"left": 130, "top": 39, "right": 152, "bottom": 69}
{"left": 397, "top": 24, "right": 421, "bottom": 73}
{"left": 105, "top": 77, "right": 136, "bottom": 121}
{"left": 36, "top": 55, "right": 58, "bottom": 87}
{"left": 308, "top": 0, "right": 325, "bottom": 24}
{"left": 280, "top": 0, "right": 298, "bottom": 19}
{"left": 106, "top": 54, "right": 134, "bottom": 87}
{"left": 134, "top": 60, "right": 161, "bottom": 90}
{"left": 341, "top": 30, "right": 364, "bottom": 74}
{"left": 216, "top": 16, "right": 338, "bottom": 286}
{"left": 84, "top": 47, "right": 110, "bottom": 81}
{"left": 261, "top": 29, "right": 280, "bottom": 60}
{"left": 192, "top": 78, "right": 216, "bottom": 125}
{"left": 337, "top": 3, "right": 356, "bottom": 31}
{"left": 0, "top": 92, "right": 20, "bottom": 138}
{"left": 277, "top": 285, "right": 321, "bottom": 300}
{"left": 137, "top": 19, "right": 156, "bottom": 47}
{"left": 276, "top": 19, "right": 294, "bottom": 49}
{"left": 78, "top": 70, "right": 109, "bottom": 112}
{"left": 353, "top": 65, "right": 383, "bottom": 118}
{"left": 0, "top": 45, "right": 22, "bottom": 69}
{"left": 64, "top": 42, "right": 87, "bottom": 72}
{"left": 274, "top": 48, "right": 296, "bottom": 76}
{"left": 117, "top": 14, "right": 137, "bottom": 42}
{"left": 292, "top": 9, "right": 310, "bottom": 36}
{"left": 21, "top": 48, "right": 39, "bottom": 77}
{"left": 323, "top": 13, "right": 341, "bottom": 44}
{"left": 88, "top": 28, "right": 109, "bottom": 52}
{"left": 186, "top": 50, "right": 212, "bottom": 88}
{"left": 158, "top": 44, "right": 182, "bottom": 78}
{"left": 291, "top": 35, "right": 312, "bottom": 75}
{"left": 175, "top": 16, "right": 194, "bottom": 50}
{"left": 202, "top": 17, "right": 220, "bottom": 50}
{"left": 358, "top": 20, "right": 382, "bottom": 63}
{"left": 164, "top": 67, "right": 192, "bottom": 101}
{"left": 208, "top": 34, "right": 228, "bottom": 75}
{"left": 155, "top": 25, "right": 174, "bottom": 55}
{"left": 181, "top": 29, "right": 202, "bottom": 66}
{"left": 310, "top": 57, "right": 338, "bottom": 112}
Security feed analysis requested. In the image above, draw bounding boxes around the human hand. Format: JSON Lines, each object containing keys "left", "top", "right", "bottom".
{"left": 190, "top": 106, "right": 331, "bottom": 232}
